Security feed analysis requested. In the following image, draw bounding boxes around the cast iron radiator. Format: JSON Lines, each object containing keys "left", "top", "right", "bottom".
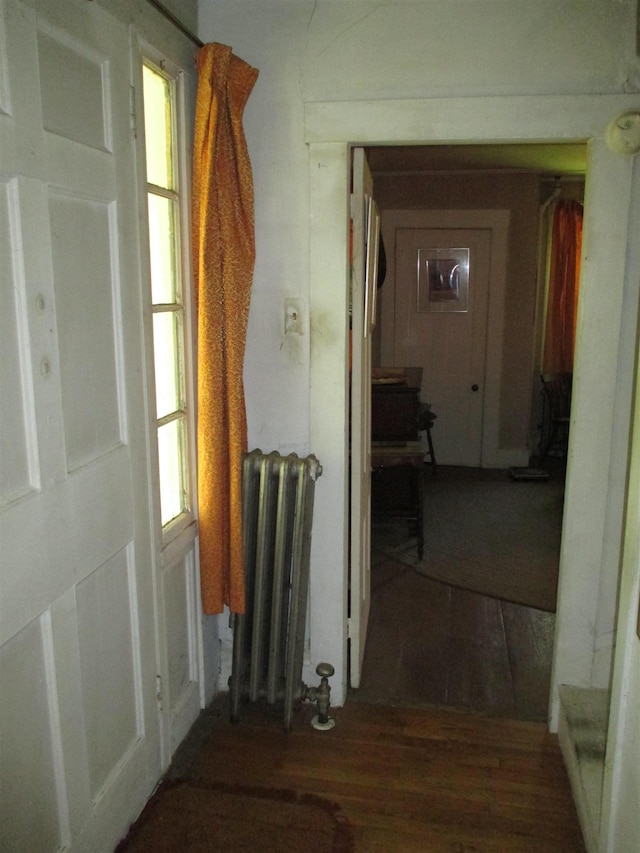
{"left": 229, "top": 449, "right": 334, "bottom": 731}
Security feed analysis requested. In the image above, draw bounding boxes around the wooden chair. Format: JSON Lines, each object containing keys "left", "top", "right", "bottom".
{"left": 540, "top": 373, "right": 572, "bottom": 462}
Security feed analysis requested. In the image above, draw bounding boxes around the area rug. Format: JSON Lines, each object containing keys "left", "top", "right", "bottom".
{"left": 116, "top": 779, "right": 354, "bottom": 853}
{"left": 372, "top": 467, "right": 564, "bottom": 612}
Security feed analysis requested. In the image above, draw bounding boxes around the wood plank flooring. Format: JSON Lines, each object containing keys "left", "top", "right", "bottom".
{"left": 356, "top": 557, "right": 556, "bottom": 721}
{"left": 363, "top": 462, "right": 562, "bottom": 722}
{"left": 150, "top": 463, "right": 575, "bottom": 851}
{"left": 171, "top": 698, "right": 585, "bottom": 852}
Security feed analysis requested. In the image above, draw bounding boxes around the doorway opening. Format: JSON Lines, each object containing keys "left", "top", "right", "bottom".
{"left": 353, "top": 142, "right": 586, "bottom": 721}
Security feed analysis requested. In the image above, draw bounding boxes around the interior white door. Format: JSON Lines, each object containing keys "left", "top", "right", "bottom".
{"left": 394, "top": 227, "right": 492, "bottom": 466}
{"left": 349, "top": 148, "right": 374, "bottom": 688}
{"left": 0, "top": 2, "right": 165, "bottom": 850}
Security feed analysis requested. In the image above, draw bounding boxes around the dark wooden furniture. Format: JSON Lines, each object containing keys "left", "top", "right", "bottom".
{"left": 371, "top": 442, "right": 425, "bottom": 559}
{"left": 371, "top": 367, "right": 421, "bottom": 442}
{"left": 371, "top": 368, "right": 424, "bottom": 559}
{"left": 540, "top": 372, "right": 572, "bottom": 462}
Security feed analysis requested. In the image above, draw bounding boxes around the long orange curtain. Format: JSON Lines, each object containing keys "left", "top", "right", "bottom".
{"left": 192, "top": 43, "right": 258, "bottom": 615}
{"left": 542, "top": 199, "right": 583, "bottom": 374}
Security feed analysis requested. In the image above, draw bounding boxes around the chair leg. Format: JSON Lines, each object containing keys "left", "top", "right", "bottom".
{"left": 425, "top": 425, "right": 437, "bottom": 473}
{"left": 541, "top": 424, "right": 556, "bottom": 464}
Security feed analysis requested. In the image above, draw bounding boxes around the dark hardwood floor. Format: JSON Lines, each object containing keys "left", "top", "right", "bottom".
{"left": 135, "top": 462, "right": 580, "bottom": 852}
{"left": 163, "top": 696, "right": 585, "bottom": 852}
{"left": 357, "top": 463, "right": 561, "bottom": 722}
{"left": 353, "top": 555, "right": 555, "bottom": 722}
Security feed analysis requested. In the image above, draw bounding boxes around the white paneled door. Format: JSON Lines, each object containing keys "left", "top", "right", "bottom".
{"left": 0, "top": 2, "right": 201, "bottom": 851}
{"left": 394, "top": 227, "right": 492, "bottom": 467}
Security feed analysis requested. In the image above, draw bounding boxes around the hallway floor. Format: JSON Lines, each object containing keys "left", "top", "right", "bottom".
{"left": 154, "top": 693, "right": 585, "bottom": 852}
{"left": 352, "top": 556, "right": 555, "bottom": 721}
{"left": 352, "top": 464, "right": 562, "bottom": 722}
{"left": 124, "top": 463, "right": 584, "bottom": 851}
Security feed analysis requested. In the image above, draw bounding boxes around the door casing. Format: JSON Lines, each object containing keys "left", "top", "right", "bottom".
{"left": 383, "top": 209, "right": 515, "bottom": 468}
{"left": 306, "top": 95, "right": 640, "bottom": 728}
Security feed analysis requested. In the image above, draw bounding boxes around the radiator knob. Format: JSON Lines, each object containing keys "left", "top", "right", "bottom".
{"left": 311, "top": 662, "right": 335, "bottom": 731}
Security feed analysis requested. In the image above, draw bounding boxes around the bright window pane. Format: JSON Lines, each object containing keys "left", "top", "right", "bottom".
{"left": 158, "top": 418, "right": 186, "bottom": 525}
{"left": 153, "top": 313, "right": 181, "bottom": 419}
{"left": 143, "top": 59, "right": 190, "bottom": 534}
{"left": 148, "top": 194, "right": 178, "bottom": 304}
{"left": 142, "top": 66, "right": 173, "bottom": 189}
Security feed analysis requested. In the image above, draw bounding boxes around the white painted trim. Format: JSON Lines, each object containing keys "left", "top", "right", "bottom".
{"left": 307, "top": 92, "right": 639, "bottom": 732}
{"left": 307, "top": 142, "right": 350, "bottom": 707}
{"left": 305, "top": 95, "right": 640, "bottom": 145}
{"left": 558, "top": 703, "right": 599, "bottom": 853}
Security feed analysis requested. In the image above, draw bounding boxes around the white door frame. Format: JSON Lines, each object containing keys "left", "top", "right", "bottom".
{"left": 306, "top": 94, "right": 640, "bottom": 722}
{"left": 348, "top": 148, "right": 373, "bottom": 688}
{"left": 131, "top": 35, "right": 204, "bottom": 769}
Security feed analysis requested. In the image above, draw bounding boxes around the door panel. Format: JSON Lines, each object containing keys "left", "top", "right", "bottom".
{"left": 394, "top": 227, "right": 491, "bottom": 466}
{"left": 75, "top": 548, "right": 141, "bottom": 798}
{"left": 50, "top": 191, "right": 123, "bottom": 468}
{"left": 160, "top": 546, "right": 202, "bottom": 754}
{"left": 1, "top": 618, "right": 61, "bottom": 852}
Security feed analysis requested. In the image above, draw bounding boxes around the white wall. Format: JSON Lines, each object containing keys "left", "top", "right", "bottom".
{"left": 161, "top": 0, "right": 198, "bottom": 32}
{"left": 198, "top": 3, "right": 640, "bottom": 843}
{"left": 601, "top": 230, "right": 640, "bottom": 848}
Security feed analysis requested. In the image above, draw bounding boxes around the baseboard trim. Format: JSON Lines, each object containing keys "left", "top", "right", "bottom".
{"left": 557, "top": 685, "right": 608, "bottom": 853}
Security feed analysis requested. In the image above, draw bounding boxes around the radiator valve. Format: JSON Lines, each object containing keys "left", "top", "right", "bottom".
{"left": 306, "top": 662, "right": 335, "bottom": 731}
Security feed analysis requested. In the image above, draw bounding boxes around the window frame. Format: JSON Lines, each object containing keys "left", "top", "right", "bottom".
{"left": 137, "top": 49, "right": 198, "bottom": 554}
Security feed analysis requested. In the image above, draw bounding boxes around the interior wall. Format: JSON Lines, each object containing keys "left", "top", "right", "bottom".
{"left": 198, "top": 0, "right": 640, "bottom": 680}
{"left": 158, "top": 0, "right": 198, "bottom": 31}
{"left": 196, "top": 0, "right": 637, "bottom": 470}
{"left": 375, "top": 171, "right": 540, "bottom": 454}
{"left": 197, "top": 12, "right": 640, "bottom": 845}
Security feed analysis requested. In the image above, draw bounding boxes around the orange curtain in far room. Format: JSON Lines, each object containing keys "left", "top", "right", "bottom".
{"left": 192, "top": 43, "right": 258, "bottom": 615}
{"left": 542, "top": 199, "right": 583, "bottom": 374}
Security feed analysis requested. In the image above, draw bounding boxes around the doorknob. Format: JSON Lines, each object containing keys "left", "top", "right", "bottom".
{"left": 471, "top": 384, "right": 479, "bottom": 392}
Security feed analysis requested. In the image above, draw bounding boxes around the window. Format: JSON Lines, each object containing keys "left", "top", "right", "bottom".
{"left": 142, "top": 61, "right": 191, "bottom": 530}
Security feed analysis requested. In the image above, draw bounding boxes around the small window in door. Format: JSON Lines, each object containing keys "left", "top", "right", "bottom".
{"left": 141, "top": 61, "right": 192, "bottom": 532}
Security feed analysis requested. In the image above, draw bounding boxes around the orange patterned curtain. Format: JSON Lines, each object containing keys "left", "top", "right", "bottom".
{"left": 542, "top": 199, "right": 583, "bottom": 374}
{"left": 192, "top": 44, "right": 258, "bottom": 615}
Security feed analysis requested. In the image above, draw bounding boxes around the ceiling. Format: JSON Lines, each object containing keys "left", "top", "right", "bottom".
{"left": 366, "top": 143, "right": 587, "bottom": 177}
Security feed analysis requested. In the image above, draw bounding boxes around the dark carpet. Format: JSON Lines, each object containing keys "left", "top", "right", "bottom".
{"left": 372, "top": 465, "right": 564, "bottom": 612}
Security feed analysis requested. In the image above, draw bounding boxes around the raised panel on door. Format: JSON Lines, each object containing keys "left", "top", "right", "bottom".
{"left": 75, "top": 548, "right": 142, "bottom": 800}
{"left": 0, "top": 618, "right": 62, "bottom": 853}
{"left": 49, "top": 190, "right": 123, "bottom": 469}
{"left": 161, "top": 549, "right": 202, "bottom": 754}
